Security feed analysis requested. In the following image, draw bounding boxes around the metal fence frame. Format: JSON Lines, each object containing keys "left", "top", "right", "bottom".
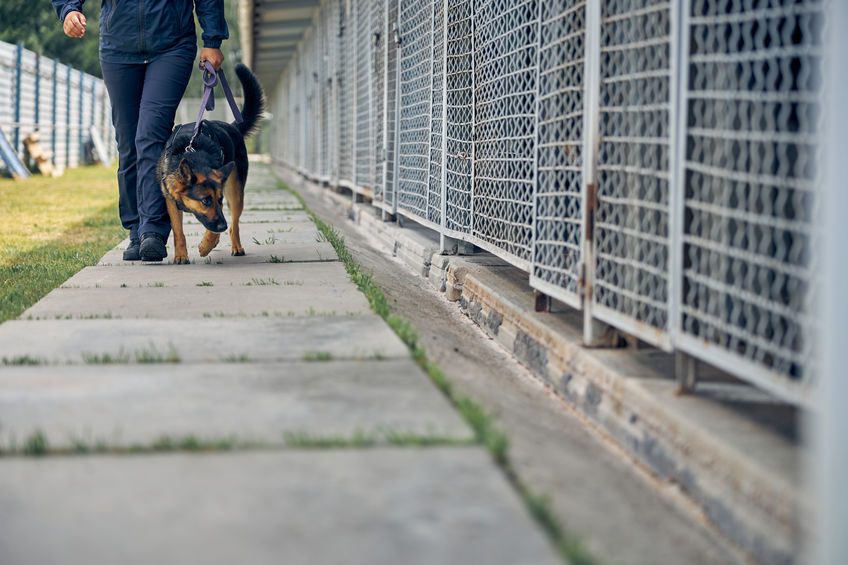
{"left": 0, "top": 41, "right": 116, "bottom": 174}
{"left": 268, "top": 0, "right": 826, "bottom": 408}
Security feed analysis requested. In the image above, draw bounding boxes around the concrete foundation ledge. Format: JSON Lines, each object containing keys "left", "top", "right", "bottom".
{"left": 457, "top": 270, "right": 805, "bottom": 565}
{"left": 294, "top": 171, "right": 807, "bottom": 565}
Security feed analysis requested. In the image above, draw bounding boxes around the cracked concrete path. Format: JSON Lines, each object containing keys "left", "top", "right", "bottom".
{"left": 0, "top": 163, "right": 560, "bottom": 565}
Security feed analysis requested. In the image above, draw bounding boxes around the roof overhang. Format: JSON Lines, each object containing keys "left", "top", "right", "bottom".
{"left": 239, "top": 0, "right": 319, "bottom": 94}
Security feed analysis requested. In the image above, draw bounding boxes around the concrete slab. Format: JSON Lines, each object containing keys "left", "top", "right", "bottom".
{"left": 0, "top": 318, "right": 407, "bottom": 364}
{"left": 61, "top": 262, "right": 352, "bottom": 289}
{"left": 184, "top": 210, "right": 313, "bottom": 225}
{"left": 0, "top": 449, "right": 559, "bottom": 565}
{"left": 170, "top": 227, "right": 325, "bottom": 247}
{"left": 98, "top": 241, "right": 338, "bottom": 266}
{"left": 177, "top": 224, "right": 319, "bottom": 240}
{"left": 0, "top": 360, "right": 473, "bottom": 448}
{"left": 21, "top": 285, "right": 370, "bottom": 320}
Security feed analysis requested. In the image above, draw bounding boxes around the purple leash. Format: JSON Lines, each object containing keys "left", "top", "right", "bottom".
{"left": 185, "top": 61, "right": 243, "bottom": 152}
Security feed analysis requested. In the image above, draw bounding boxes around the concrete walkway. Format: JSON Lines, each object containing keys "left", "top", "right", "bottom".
{"left": 0, "top": 163, "right": 560, "bottom": 564}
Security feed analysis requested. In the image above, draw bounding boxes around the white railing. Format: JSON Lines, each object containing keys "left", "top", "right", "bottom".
{"left": 0, "top": 41, "right": 116, "bottom": 173}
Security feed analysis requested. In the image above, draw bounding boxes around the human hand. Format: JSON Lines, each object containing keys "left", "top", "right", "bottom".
{"left": 63, "top": 11, "right": 87, "bottom": 38}
{"left": 200, "top": 47, "right": 224, "bottom": 71}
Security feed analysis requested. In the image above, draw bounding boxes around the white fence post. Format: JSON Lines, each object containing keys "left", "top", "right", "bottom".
{"left": 817, "top": 1, "right": 848, "bottom": 561}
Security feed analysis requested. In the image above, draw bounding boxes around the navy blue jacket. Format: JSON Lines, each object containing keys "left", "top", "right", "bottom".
{"left": 53, "top": 0, "right": 228, "bottom": 63}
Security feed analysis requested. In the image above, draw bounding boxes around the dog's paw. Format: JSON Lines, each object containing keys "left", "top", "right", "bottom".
{"left": 198, "top": 242, "right": 215, "bottom": 257}
{"left": 199, "top": 233, "right": 221, "bottom": 257}
{"left": 231, "top": 247, "right": 245, "bottom": 256}
{"left": 173, "top": 256, "right": 190, "bottom": 265}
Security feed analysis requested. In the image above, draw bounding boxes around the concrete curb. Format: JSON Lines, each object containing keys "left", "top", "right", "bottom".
{"left": 305, "top": 178, "right": 805, "bottom": 565}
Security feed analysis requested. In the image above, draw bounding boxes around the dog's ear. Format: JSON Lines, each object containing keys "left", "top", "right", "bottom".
{"left": 218, "top": 161, "right": 236, "bottom": 181}
{"left": 179, "top": 159, "right": 195, "bottom": 184}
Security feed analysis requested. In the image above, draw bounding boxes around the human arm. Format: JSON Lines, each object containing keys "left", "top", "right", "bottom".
{"left": 194, "top": 0, "right": 229, "bottom": 70}
{"left": 194, "top": 0, "right": 229, "bottom": 50}
{"left": 52, "top": 1, "right": 87, "bottom": 38}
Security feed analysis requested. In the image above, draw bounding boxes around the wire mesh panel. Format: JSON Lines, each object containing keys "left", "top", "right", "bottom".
{"left": 67, "top": 70, "right": 81, "bottom": 168}
{"left": 324, "top": 5, "right": 339, "bottom": 181}
{"left": 531, "top": 0, "right": 586, "bottom": 307}
{"left": 443, "top": 0, "right": 474, "bottom": 234}
{"left": 285, "top": 70, "right": 299, "bottom": 167}
{"left": 319, "top": 11, "right": 330, "bottom": 181}
{"left": 337, "top": 0, "right": 355, "bottom": 184}
{"left": 17, "top": 50, "right": 37, "bottom": 151}
{"left": 472, "top": 0, "right": 539, "bottom": 268}
{"left": 354, "top": 0, "right": 375, "bottom": 191}
{"left": 306, "top": 30, "right": 320, "bottom": 177}
{"left": 381, "top": 0, "right": 400, "bottom": 212}
{"left": 0, "top": 43, "right": 14, "bottom": 144}
{"left": 396, "top": 0, "right": 435, "bottom": 221}
{"left": 592, "top": 0, "right": 673, "bottom": 346}
{"left": 678, "top": 0, "right": 825, "bottom": 401}
{"left": 428, "top": 0, "right": 445, "bottom": 226}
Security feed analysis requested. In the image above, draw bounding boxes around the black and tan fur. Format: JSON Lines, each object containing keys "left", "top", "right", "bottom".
{"left": 157, "top": 63, "right": 264, "bottom": 264}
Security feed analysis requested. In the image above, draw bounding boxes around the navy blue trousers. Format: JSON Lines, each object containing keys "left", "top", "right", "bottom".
{"left": 101, "top": 48, "right": 195, "bottom": 240}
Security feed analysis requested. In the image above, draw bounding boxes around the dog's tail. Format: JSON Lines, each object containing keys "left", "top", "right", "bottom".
{"left": 233, "top": 63, "right": 265, "bottom": 137}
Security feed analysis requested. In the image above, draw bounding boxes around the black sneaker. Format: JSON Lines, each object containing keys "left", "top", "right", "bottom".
{"left": 140, "top": 233, "right": 167, "bottom": 262}
{"left": 123, "top": 238, "right": 140, "bottom": 261}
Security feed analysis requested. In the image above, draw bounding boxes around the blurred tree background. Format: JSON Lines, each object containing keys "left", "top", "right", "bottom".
{"left": 0, "top": 0, "right": 103, "bottom": 76}
{"left": 0, "top": 0, "right": 243, "bottom": 88}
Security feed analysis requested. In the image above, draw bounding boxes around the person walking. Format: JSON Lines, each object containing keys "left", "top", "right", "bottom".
{"left": 54, "top": 0, "right": 229, "bottom": 261}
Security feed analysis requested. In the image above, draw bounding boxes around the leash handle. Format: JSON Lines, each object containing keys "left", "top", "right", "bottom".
{"left": 186, "top": 62, "right": 243, "bottom": 152}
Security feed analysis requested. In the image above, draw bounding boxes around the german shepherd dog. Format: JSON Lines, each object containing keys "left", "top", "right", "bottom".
{"left": 156, "top": 63, "right": 264, "bottom": 264}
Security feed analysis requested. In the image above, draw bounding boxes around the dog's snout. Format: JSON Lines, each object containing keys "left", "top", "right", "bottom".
{"left": 215, "top": 220, "right": 228, "bottom": 233}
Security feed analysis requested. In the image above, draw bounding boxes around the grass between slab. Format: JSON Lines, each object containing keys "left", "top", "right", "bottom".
{"left": 283, "top": 429, "right": 474, "bottom": 449}
{"left": 277, "top": 177, "right": 605, "bottom": 565}
{"left": 0, "top": 165, "right": 126, "bottom": 323}
{"left": 0, "top": 429, "right": 243, "bottom": 457}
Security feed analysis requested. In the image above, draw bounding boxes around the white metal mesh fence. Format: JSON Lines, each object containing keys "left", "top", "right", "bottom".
{"left": 531, "top": 0, "right": 586, "bottom": 307}
{"left": 429, "top": 0, "right": 445, "bottom": 226}
{"left": 267, "top": 0, "right": 827, "bottom": 405}
{"left": 471, "top": 0, "right": 539, "bottom": 267}
{"left": 319, "top": 10, "right": 330, "bottom": 181}
{"left": 677, "top": 0, "right": 825, "bottom": 399}
{"left": 0, "top": 41, "right": 116, "bottom": 175}
{"left": 354, "top": 0, "right": 375, "bottom": 193}
{"left": 381, "top": 0, "right": 400, "bottom": 212}
{"left": 592, "top": 0, "right": 674, "bottom": 346}
{"left": 397, "top": 0, "right": 435, "bottom": 221}
{"left": 373, "top": 0, "right": 387, "bottom": 199}
{"left": 336, "top": 0, "right": 355, "bottom": 185}
{"left": 443, "top": 0, "right": 474, "bottom": 234}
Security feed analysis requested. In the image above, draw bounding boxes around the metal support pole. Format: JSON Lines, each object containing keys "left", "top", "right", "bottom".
{"left": 13, "top": 43, "right": 23, "bottom": 152}
{"left": 670, "top": 0, "right": 689, "bottom": 369}
{"left": 581, "top": 0, "right": 609, "bottom": 346}
{"left": 52, "top": 59, "right": 58, "bottom": 161}
{"left": 78, "top": 71, "right": 84, "bottom": 164}
{"left": 34, "top": 52, "right": 40, "bottom": 131}
{"left": 816, "top": 2, "right": 848, "bottom": 563}
{"left": 65, "top": 64, "right": 71, "bottom": 168}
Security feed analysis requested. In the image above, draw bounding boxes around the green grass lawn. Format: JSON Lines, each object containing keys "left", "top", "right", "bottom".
{"left": 0, "top": 166, "right": 126, "bottom": 323}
